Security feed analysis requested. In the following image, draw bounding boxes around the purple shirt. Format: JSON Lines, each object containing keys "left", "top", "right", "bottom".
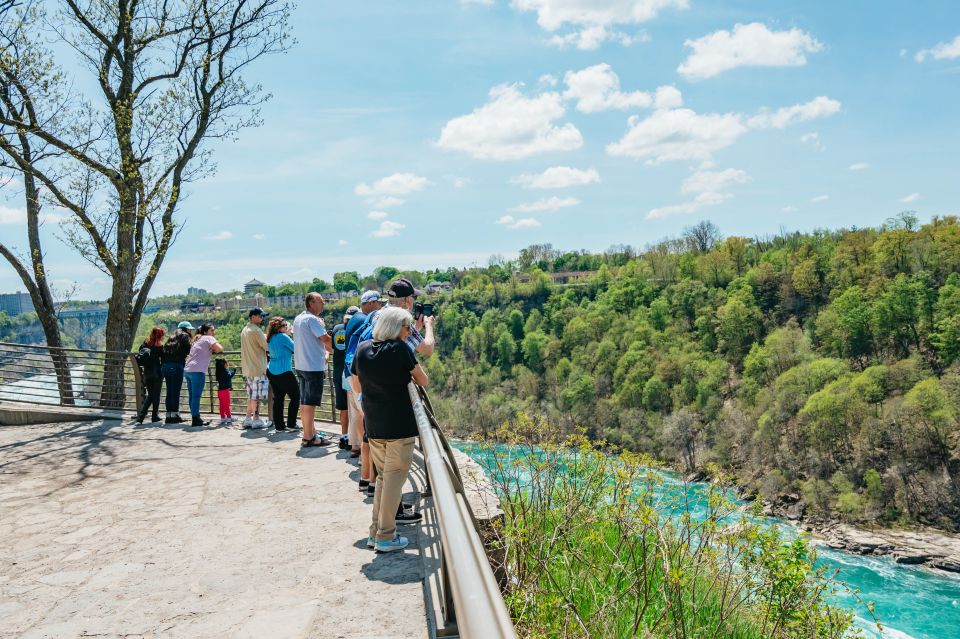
{"left": 184, "top": 335, "right": 218, "bottom": 373}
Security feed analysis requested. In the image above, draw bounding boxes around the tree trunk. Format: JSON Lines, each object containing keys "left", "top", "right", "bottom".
{"left": 100, "top": 277, "right": 135, "bottom": 409}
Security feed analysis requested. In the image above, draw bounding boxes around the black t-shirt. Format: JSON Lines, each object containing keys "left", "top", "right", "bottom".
{"left": 162, "top": 331, "right": 192, "bottom": 365}
{"left": 331, "top": 322, "right": 347, "bottom": 377}
{"left": 351, "top": 339, "right": 418, "bottom": 439}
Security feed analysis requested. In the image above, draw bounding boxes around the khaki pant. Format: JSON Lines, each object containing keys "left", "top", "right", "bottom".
{"left": 347, "top": 390, "right": 363, "bottom": 447}
{"left": 368, "top": 437, "right": 416, "bottom": 542}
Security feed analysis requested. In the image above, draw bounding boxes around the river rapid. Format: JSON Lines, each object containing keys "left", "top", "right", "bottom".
{"left": 455, "top": 442, "right": 960, "bottom": 639}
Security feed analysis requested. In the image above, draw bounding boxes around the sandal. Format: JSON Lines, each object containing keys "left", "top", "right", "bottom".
{"left": 301, "top": 435, "right": 329, "bottom": 447}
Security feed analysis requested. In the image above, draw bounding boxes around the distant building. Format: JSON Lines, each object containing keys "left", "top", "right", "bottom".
{"left": 244, "top": 278, "right": 265, "bottom": 295}
{"left": 0, "top": 292, "right": 34, "bottom": 316}
{"left": 187, "top": 286, "right": 208, "bottom": 296}
{"left": 424, "top": 281, "right": 453, "bottom": 294}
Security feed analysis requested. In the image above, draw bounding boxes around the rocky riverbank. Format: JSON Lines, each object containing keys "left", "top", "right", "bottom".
{"left": 762, "top": 494, "right": 960, "bottom": 575}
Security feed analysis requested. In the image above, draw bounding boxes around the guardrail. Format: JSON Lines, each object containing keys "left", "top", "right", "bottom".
{"left": 408, "top": 382, "right": 517, "bottom": 639}
{"left": 0, "top": 341, "right": 337, "bottom": 421}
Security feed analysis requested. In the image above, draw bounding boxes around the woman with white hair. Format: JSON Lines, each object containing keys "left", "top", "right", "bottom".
{"left": 350, "top": 305, "right": 428, "bottom": 553}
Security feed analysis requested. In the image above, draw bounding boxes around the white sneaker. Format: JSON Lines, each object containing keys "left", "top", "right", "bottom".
{"left": 263, "top": 419, "right": 274, "bottom": 429}
{"left": 218, "top": 418, "right": 230, "bottom": 426}
{"left": 242, "top": 417, "right": 254, "bottom": 429}
{"left": 252, "top": 418, "right": 265, "bottom": 429}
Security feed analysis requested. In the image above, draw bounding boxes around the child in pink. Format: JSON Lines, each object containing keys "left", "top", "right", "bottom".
{"left": 214, "top": 358, "right": 236, "bottom": 426}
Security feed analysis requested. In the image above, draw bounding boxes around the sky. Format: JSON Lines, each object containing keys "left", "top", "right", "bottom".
{"left": 1, "top": 0, "right": 959, "bottom": 300}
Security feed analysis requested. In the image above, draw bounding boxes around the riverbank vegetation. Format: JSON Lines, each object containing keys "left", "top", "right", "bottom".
{"left": 116, "top": 214, "right": 960, "bottom": 531}
{"left": 478, "top": 418, "right": 859, "bottom": 639}
{"left": 416, "top": 215, "right": 960, "bottom": 531}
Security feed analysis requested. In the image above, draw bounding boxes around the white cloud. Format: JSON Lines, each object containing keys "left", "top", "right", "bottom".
{"left": 207, "top": 230, "right": 234, "bottom": 240}
{"left": 370, "top": 220, "right": 405, "bottom": 238}
{"left": 497, "top": 215, "right": 542, "bottom": 229}
{"left": 0, "top": 205, "right": 26, "bottom": 224}
{"left": 848, "top": 162, "right": 870, "bottom": 171}
{"left": 512, "top": 0, "right": 689, "bottom": 36}
{"left": 0, "top": 205, "right": 65, "bottom": 225}
{"left": 678, "top": 23, "right": 822, "bottom": 80}
{"left": 782, "top": 205, "right": 798, "bottom": 213}
{"left": 447, "top": 175, "right": 470, "bottom": 188}
{"left": 338, "top": 239, "right": 349, "bottom": 246}
{"left": 899, "top": 192, "right": 920, "bottom": 203}
{"left": 607, "top": 108, "right": 747, "bottom": 163}
{"left": 915, "top": 35, "right": 960, "bottom": 62}
{"left": 681, "top": 168, "right": 750, "bottom": 194}
{"left": 367, "top": 210, "right": 389, "bottom": 220}
{"left": 800, "top": 132, "right": 825, "bottom": 152}
{"left": 647, "top": 191, "right": 727, "bottom": 220}
{"left": 549, "top": 25, "right": 644, "bottom": 50}
{"left": 509, "top": 196, "right": 580, "bottom": 213}
{"left": 653, "top": 85, "right": 683, "bottom": 109}
{"left": 563, "top": 64, "right": 654, "bottom": 112}
{"left": 355, "top": 173, "right": 429, "bottom": 198}
{"left": 372, "top": 196, "right": 404, "bottom": 208}
{"left": 437, "top": 84, "right": 582, "bottom": 160}
{"left": 252, "top": 233, "right": 266, "bottom": 240}
{"left": 747, "top": 96, "right": 842, "bottom": 129}
{"left": 810, "top": 194, "right": 830, "bottom": 203}
{"left": 647, "top": 168, "right": 750, "bottom": 220}
{"left": 538, "top": 74, "right": 558, "bottom": 87}
{"left": 510, "top": 166, "right": 600, "bottom": 189}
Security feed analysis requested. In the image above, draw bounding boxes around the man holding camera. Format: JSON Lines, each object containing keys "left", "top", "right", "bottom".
{"left": 379, "top": 277, "right": 435, "bottom": 356}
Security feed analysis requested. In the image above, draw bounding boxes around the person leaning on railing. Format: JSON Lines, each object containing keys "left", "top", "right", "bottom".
{"left": 134, "top": 327, "right": 166, "bottom": 424}
{"left": 350, "top": 306, "right": 429, "bottom": 553}
{"left": 183, "top": 323, "right": 224, "bottom": 427}
{"left": 265, "top": 316, "right": 300, "bottom": 432}
{"left": 161, "top": 321, "right": 194, "bottom": 424}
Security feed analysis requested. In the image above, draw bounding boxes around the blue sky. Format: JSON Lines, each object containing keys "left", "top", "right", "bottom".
{"left": 2, "top": 0, "right": 959, "bottom": 300}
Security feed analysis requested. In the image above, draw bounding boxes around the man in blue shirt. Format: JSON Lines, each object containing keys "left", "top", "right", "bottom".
{"left": 293, "top": 292, "right": 333, "bottom": 447}
{"left": 345, "top": 290, "right": 383, "bottom": 482}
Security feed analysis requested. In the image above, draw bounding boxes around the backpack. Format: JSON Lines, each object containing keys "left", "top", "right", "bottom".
{"left": 343, "top": 314, "right": 375, "bottom": 377}
{"left": 135, "top": 345, "right": 151, "bottom": 366}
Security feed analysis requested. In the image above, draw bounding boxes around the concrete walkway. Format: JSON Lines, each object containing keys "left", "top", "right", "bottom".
{"left": 0, "top": 418, "right": 432, "bottom": 639}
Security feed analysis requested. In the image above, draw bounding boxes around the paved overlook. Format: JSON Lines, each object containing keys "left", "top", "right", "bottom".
{"left": 0, "top": 418, "right": 432, "bottom": 638}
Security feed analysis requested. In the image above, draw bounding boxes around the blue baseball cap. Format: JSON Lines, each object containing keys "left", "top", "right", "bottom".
{"left": 360, "top": 290, "right": 381, "bottom": 304}
{"left": 177, "top": 321, "right": 195, "bottom": 330}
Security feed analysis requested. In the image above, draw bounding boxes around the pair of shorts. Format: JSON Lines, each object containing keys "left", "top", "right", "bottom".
{"left": 334, "top": 380, "right": 347, "bottom": 411}
{"left": 245, "top": 375, "right": 269, "bottom": 401}
{"left": 296, "top": 369, "right": 325, "bottom": 406}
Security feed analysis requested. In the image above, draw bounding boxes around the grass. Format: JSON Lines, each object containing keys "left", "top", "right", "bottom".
{"left": 478, "top": 413, "right": 860, "bottom": 639}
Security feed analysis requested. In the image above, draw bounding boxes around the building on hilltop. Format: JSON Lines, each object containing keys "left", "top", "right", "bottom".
{"left": 0, "top": 292, "right": 34, "bottom": 316}
{"left": 244, "top": 278, "right": 265, "bottom": 295}
{"left": 424, "top": 281, "right": 453, "bottom": 294}
{"left": 187, "top": 286, "right": 208, "bottom": 296}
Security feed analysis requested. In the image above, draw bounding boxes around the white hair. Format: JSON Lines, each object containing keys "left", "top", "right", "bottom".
{"left": 372, "top": 306, "right": 413, "bottom": 342}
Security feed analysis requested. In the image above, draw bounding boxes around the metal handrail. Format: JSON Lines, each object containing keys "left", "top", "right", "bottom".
{"left": 0, "top": 342, "right": 338, "bottom": 421}
{"left": 408, "top": 382, "right": 516, "bottom": 639}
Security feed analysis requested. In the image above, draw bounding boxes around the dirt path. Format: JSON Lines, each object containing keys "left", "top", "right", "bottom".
{"left": 0, "top": 418, "right": 430, "bottom": 638}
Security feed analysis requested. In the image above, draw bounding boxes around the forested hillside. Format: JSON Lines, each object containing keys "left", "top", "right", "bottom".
{"left": 419, "top": 215, "right": 960, "bottom": 531}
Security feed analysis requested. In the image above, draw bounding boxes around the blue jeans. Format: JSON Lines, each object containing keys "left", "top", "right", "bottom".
{"left": 161, "top": 362, "right": 184, "bottom": 412}
{"left": 184, "top": 372, "right": 205, "bottom": 417}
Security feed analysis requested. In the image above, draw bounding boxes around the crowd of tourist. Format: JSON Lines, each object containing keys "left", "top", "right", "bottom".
{"left": 133, "top": 278, "right": 436, "bottom": 552}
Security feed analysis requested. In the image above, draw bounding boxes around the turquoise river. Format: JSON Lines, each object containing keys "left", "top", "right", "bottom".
{"left": 455, "top": 443, "right": 960, "bottom": 639}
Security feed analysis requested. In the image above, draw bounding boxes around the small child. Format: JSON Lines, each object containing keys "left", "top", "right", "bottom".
{"left": 214, "top": 358, "right": 236, "bottom": 426}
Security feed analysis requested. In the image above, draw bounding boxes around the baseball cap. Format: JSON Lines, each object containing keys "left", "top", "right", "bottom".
{"left": 177, "top": 321, "right": 195, "bottom": 330}
{"left": 248, "top": 307, "right": 265, "bottom": 318}
{"left": 388, "top": 277, "right": 419, "bottom": 298}
{"left": 344, "top": 305, "right": 361, "bottom": 321}
{"left": 360, "top": 290, "right": 381, "bottom": 304}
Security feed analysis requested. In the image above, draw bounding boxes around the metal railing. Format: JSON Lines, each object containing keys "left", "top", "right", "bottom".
{"left": 0, "top": 341, "right": 338, "bottom": 421}
{"left": 408, "top": 382, "right": 517, "bottom": 639}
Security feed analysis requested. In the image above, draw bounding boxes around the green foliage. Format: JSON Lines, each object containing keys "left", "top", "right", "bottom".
{"left": 479, "top": 422, "right": 855, "bottom": 639}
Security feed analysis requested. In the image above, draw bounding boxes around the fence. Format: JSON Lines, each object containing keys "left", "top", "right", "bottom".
{"left": 408, "top": 382, "right": 517, "bottom": 639}
{"left": 0, "top": 342, "right": 337, "bottom": 422}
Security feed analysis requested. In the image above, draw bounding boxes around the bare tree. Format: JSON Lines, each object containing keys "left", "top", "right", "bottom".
{"left": 683, "top": 220, "right": 723, "bottom": 254}
{"left": 0, "top": 0, "right": 291, "bottom": 406}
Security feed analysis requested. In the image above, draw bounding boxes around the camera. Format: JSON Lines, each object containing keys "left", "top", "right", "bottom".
{"left": 413, "top": 301, "right": 435, "bottom": 319}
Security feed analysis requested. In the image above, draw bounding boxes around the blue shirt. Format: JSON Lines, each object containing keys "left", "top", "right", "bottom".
{"left": 268, "top": 333, "right": 295, "bottom": 375}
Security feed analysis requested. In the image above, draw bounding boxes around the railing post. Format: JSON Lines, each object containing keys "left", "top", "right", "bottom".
{"left": 207, "top": 365, "right": 215, "bottom": 415}
{"left": 129, "top": 354, "right": 144, "bottom": 411}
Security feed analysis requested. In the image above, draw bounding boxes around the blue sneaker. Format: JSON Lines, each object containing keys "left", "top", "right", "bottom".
{"left": 367, "top": 536, "right": 375, "bottom": 549}
{"left": 375, "top": 535, "right": 409, "bottom": 553}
